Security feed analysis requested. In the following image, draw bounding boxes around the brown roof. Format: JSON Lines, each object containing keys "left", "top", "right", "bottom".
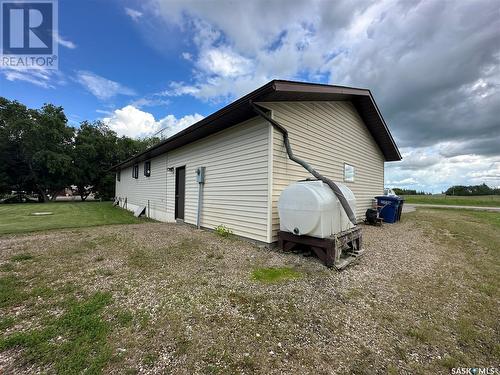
{"left": 112, "top": 80, "right": 401, "bottom": 169}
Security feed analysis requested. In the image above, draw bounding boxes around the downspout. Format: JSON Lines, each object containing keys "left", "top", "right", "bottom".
{"left": 250, "top": 101, "right": 357, "bottom": 226}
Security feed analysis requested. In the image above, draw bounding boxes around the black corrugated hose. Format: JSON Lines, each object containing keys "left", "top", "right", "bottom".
{"left": 250, "top": 102, "right": 357, "bottom": 226}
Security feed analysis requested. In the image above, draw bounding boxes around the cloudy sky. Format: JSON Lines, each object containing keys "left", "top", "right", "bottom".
{"left": 1, "top": 0, "right": 499, "bottom": 192}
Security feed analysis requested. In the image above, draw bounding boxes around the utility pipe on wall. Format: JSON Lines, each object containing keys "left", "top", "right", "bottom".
{"left": 196, "top": 167, "right": 206, "bottom": 229}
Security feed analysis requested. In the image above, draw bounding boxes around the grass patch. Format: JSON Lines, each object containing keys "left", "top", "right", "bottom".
{"left": 469, "top": 210, "right": 500, "bottom": 228}
{"left": 0, "top": 275, "right": 25, "bottom": 308}
{"left": 407, "top": 323, "right": 438, "bottom": 344}
{"left": 0, "top": 262, "right": 15, "bottom": 272}
{"left": 0, "top": 291, "right": 113, "bottom": 374}
{"left": 402, "top": 194, "right": 500, "bottom": 207}
{"left": 252, "top": 267, "right": 302, "bottom": 283}
{"left": 115, "top": 310, "right": 134, "bottom": 327}
{"left": 0, "top": 202, "right": 145, "bottom": 235}
{"left": 0, "top": 316, "right": 15, "bottom": 330}
{"left": 96, "top": 268, "right": 114, "bottom": 277}
{"left": 143, "top": 352, "right": 159, "bottom": 367}
{"left": 10, "top": 253, "right": 33, "bottom": 262}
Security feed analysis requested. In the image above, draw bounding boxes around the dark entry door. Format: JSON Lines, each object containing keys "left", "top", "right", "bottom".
{"left": 175, "top": 166, "right": 186, "bottom": 220}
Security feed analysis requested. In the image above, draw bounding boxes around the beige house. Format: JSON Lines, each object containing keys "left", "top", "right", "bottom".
{"left": 113, "top": 80, "right": 401, "bottom": 243}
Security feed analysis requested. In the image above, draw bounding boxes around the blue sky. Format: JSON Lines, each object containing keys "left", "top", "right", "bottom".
{"left": 1, "top": 1, "right": 212, "bottom": 127}
{"left": 1, "top": 0, "right": 499, "bottom": 193}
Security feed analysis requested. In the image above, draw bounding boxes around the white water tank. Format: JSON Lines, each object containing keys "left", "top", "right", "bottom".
{"left": 278, "top": 180, "right": 356, "bottom": 238}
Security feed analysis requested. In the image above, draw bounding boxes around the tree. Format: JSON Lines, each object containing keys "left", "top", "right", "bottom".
{"left": 445, "top": 183, "right": 496, "bottom": 196}
{"left": 0, "top": 98, "right": 74, "bottom": 201}
{"left": 0, "top": 96, "right": 160, "bottom": 202}
{"left": 72, "top": 121, "right": 158, "bottom": 200}
{"left": 72, "top": 121, "right": 117, "bottom": 200}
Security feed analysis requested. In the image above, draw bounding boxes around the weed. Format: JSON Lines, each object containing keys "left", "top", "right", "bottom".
{"left": 127, "top": 248, "right": 153, "bottom": 269}
{"left": 143, "top": 352, "right": 159, "bottom": 367}
{"left": 30, "top": 285, "right": 54, "bottom": 299}
{"left": 438, "top": 355, "right": 459, "bottom": 369}
{"left": 251, "top": 267, "right": 302, "bottom": 283}
{"left": 0, "top": 262, "right": 14, "bottom": 272}
{"left": 344, "top": 287, "right": 365, "bottom": 300}
{"left": 97, "top": 268, "right": 114, "bottom": 277}
{"left": 214, "top": 224, "right": 233, "bottom": 238}
{"left": 175, "top": 336, "right": 191, "bottom": 355}
{"left": 115, "top": 310, "right": 134, "bottom": 327}
{"left": 406, "top": 323, "right": 437, "bottom": 344}
{"left": 456, "top": 317, "right": 479, "bottom": 348}
{"left": 10, "top": 253, "right": 33, "bottom": 262}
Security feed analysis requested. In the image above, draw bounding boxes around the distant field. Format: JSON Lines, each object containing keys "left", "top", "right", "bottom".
{"left": 402, "top": 194, "right": 500, "bottom": 207}
{"left": 0, "top": 202, "right": 144, "bottom": 235}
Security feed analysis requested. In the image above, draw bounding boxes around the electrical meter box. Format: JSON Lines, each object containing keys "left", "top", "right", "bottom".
{"left": 196, "top": 167, "right": 206, "bottom": 183}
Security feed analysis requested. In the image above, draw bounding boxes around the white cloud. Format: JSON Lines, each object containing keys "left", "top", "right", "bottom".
{"left": 54, "top": 32, "right": 76, "bottom": 49}
{"left": 386, "top": 144, "right": 500, "bottom": 193}
{"left": 125, "top": 7, "right": 143, "bottom": 21}
{"left": 103, "top": 105, "right": 203, "bottom": 139}
{"left": 197, "top": 48, "right": 253, "bottom": 78}
{"left": 129, "top": 96, "right": 171, "bottom": 108}
{"left": 157, "top": 113, "right": 204, "bottom": 138}
{"left": 181, "top": 52, "right": 192, "bottom": 61}
{"left": 142, "top": 0, "right": 357, "bottom": 100}
{"left": 76, "top": 71, "right": 136, "bottom": 100}
{"left": 103, "top": 106, "right": 158, "bottom": 138}
{"left": 2, "top": 67, "right": 65, "bottom": 88}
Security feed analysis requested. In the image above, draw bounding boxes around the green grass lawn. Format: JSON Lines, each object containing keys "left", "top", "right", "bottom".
{"left": 0, "top": 202, "right": 144, "bottom": 235}
{"left": 402, "top": 194, "right": 500, "bottom": 207}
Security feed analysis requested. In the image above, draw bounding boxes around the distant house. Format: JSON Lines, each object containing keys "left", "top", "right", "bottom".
{"left": 113, "top": 80, "right": 401, "bottom": 243}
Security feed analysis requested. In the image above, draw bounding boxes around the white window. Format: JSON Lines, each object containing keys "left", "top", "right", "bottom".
{"left": 344, "top": 163, "right": 355, "bottom": 182}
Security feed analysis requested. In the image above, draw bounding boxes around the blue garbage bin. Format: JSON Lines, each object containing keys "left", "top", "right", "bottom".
{"left": 375, "top": 196, "right": 402, "bottom": 223}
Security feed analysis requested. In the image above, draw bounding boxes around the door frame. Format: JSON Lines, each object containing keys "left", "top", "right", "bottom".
{"left": 175, "top": 166, "right": 186, "bottom": 220}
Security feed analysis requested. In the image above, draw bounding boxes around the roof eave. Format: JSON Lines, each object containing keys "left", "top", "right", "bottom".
{"left": 111, "top": 80, "right": 402, "bottom": 170}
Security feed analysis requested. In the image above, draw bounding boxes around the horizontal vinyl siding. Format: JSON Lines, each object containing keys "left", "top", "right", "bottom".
{"left": 260, "top": 101, "right": 385, "bottom": 241}
{"left": 115, "top": 154, "right": 168, "bottom": 221}
{"left": 166, "top": 117, "right": 270, "bottom": 242}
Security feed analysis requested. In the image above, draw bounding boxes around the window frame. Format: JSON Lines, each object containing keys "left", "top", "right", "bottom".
{"left": 132, "top": 164, "right": 139, "bottom": 179}
{"left": 343, "top": 163, "right": 355, "bottom": 183}
{"left": 144, "top": 160, "right": 151, "bottom": 177}
{"left": 116, "top": 169, "right": 121, "bottom": 182}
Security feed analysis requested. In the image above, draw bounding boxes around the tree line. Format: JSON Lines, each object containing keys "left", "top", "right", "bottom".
{"left": 0, "top": 97, "right": 156, "bottom": 202}
{"left": 393, "top": 188, "right": 430, "bottom": 196}
{"left": 392, "top": 184, "right": 499, "bottom": 196}
{"left": 444, "top": 183, "right": 500, "bottom": 196}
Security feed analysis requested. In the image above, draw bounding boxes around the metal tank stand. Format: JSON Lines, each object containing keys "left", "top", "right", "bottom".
{"left": 278, "top": 227, "right": 364, "bottom": 270}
